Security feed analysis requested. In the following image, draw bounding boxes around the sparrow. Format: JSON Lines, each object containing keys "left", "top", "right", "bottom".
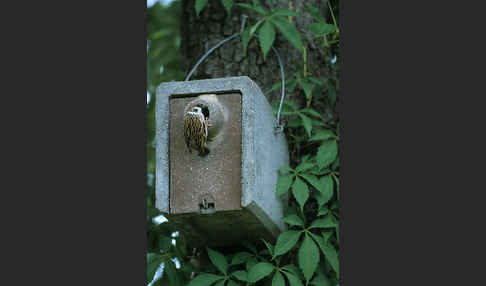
{"left": 183, "top": 104, "right": 210, "bottom": 156}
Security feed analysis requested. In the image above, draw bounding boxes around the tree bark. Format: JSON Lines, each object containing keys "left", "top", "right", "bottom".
{"left": 180, "top": 0, "right": 337, "bottom": 111}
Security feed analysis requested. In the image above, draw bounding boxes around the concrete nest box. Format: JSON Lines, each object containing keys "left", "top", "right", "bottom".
{"left": 155, "top": 76, "right": 289, "bottom": 247}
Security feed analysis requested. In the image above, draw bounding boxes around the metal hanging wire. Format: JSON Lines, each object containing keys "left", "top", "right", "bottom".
{"left": 272, "top": 46, "right": 285, "bottom": 133}
{"left": 184, "top": 15, "right": 286, "bottom": 133}
{"left": 184, "top": 15, "right": 248, "bottom": 82}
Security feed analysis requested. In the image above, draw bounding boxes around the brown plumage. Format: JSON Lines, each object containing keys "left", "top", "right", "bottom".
{"left": 184, "top": 105, "right": 210, "bottom": 156}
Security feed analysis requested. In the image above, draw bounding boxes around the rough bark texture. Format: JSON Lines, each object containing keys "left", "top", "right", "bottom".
{"left": 181, "top": 0, "right": 336, "bottom": 110}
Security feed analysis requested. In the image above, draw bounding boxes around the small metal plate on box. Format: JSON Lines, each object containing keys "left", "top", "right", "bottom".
{"left": 169, "top": 93, "right": 242, "bottom": 214}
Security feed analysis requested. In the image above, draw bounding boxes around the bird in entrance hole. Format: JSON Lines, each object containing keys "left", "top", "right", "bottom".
{"left": 183, "top": 104, "right": 211, "bottom": 156}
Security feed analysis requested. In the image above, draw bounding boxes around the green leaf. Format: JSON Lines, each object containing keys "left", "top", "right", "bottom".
{"left": 268, "top": 79, "right": 297, "bottom": 97}
{"left": 262, "top": 239, "right": 275, "bottom": 256}
{"left": 310, "top": 271, "right": 331, "bottom": 286}
{"left": 298, "top": 173, "right": 321, "bottom": 192}
{"left": 250, "top": 0, "right": 267, "bottom": 15}
{"left": 250, "top": 19, "right": 265, "bottom": 38}
{"left": 317, "top": 205, "right": 329, "bottom": 216}
{"left": 147, "top": 253, "right": 165, "bottom": 283}
{"left": 333, "top": 173, "right": 340, "bottom": 198}
{"left": 295, "top": 161, "right": 315, "bottom": 173}
{"left": 227, "top": 280, "right": 239, "bottom": 286}
{"left": 309, "top": 216, "right": 337, "bottom": 229}
{"left": 322, "top": 242, "right": 339, "bottom": 277}
{"left": 315, "top": 192, "right": 326, "bottom": 207}
{"left": 328, "top": 82, "right": 337, "bottom": 106}
{"left": 248, "top": 262, "right": 275, "bottom": 283}
{"left": 281, "top": 264, "right": 304, "bottom": 281}
{"left": 310, "top": 166, "right": 331, "bottom": 176}
{"left": 273, "top": 230, "right": 302, "bottom": 258}
{"left": 310, "top": 22, "right": 337, "bottom": 37}
{"left": 300, "top": 154, "right": 311, "bottom": 163}
{"left": 312, "top": 119, "right": 327, "bottom": 127}
{"left": 333, "top": 215, "right": 339, "bottom": 236}
{"left": 254, "top": 5, "right": 267, "bottom": 15}
{"left": 195, "top": 0, "right": 208, "bottom": 17}
{"left": 232, "top": 270, "right": 248, "bottom": 282}
{"left": 272, "top": 271, "right": 286, "bottom": 286}
{"left": 283, "top": 214, "right": 304, "bottom": 227}
{"left": 322, "top": 230, "right": 333, "bottom": 244}
{"left": 221, "top": 0, "right": 233, "bottom": 16}
{"left": 317, "top": 175, "right": 334, "bottom": 205}
{"left": 164, "top": 259, "right": 182, "bottom": 286}
{"left": 316, "top": 140, "right": 338, "bottom": 169}
{"left": 301, "top": 81, "right": 314, "bottom": 101}
{"left": 310, "top": 235, "right": 339, "bottom": 276}
{"left": 298, "top": 113, "right": 312, "bottom": 137}
{"left": 207, "top": 248, "right": 229, "bottom": 275}
{"left": 331, "top": 158, "right": 339, "bottom": 170}
{"left": 187, "top": 273, "right": 225, "bottom": 286}
{"left": 308, "top": 232, "right": 323, "bottom": 250}
{"left": 246, "top": 257, "right": 258, "bottom": 271}
{"left": 231, "top": 252, "right": 252, "bottom": 265}
{"left": 299, "top": 108, "right": 322, "bottom": 119}
{"left": 236, "top": 3, "right": 266, "bottom": 15}
{"left": 241, "top": 26, "right": 251, "bottom": 56}
{"left": 270, "top": 17, "right": 303, "bottom": 53}
{"left": 276, "top": 173, "right": 295, "bottom": 197}
{"left": 308, "top": 76, "right": 323, "bottom": 86}
{"left": 279, "top": 165, "right": 295, "bottom": 172}
{"left": 292, "top": 177, "right": 309, "bottom": 211}
{"left": 310, "top": 129, "right": 336, "bottom": 141}
{"left": 236, "top": 3, "right": 253, "bottom": 9}
{"left": 298, "top": 233, "right": 320, "bottom": 283}
{"left": 270, "top": 8, "right": 299, "bottom": 17}
{"left": 241, "top": 19, "right": 264, "bottom": 55}
{"left": 259, "top": 20, "right": 276, "bottom": 60}
{"left": 282, "top": 100, "right": 298, "bottom": 111}
{"left": 281, "top": 264, "right": 300, "bottom": 276}
{"left": 282, "top": 271, "right": 304, "bottom": 286}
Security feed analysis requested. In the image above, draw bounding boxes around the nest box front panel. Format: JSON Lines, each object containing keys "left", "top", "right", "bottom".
{"left": 169, "top": 93, "right": 242, "bottom": 214}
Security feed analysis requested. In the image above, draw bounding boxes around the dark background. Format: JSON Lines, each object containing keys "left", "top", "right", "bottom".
{"left": 1, "top": 0, "right": 485, "bottom": 285}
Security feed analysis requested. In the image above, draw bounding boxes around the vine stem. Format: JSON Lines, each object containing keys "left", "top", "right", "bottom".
{"left": 327, "top": 0, "right": 339, "bottom": 33}
{"left": 288, "top": 1, "right": 293, "bottom": 23}
{"left": 303, "top": 46, "right": 308, "bottom": 77}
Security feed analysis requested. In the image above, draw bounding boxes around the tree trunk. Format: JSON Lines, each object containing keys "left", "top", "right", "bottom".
{"left": 180, "top": 0, "right": 337, "bottom": 110}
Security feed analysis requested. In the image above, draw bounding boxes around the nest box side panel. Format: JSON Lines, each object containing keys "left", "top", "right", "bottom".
{"left": 253, "top": 88, "right": 289, "bottom": 232}
{"left": 155, "top": 84, "right": 171, "bottom": 213}
{"left": 237, "top": 77, "right": 289, "bottom": 233}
